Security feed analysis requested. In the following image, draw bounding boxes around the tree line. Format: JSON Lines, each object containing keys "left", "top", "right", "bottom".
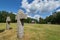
{"left": 0, "top": 11, "right": 16, "bottom": 23}
{"left": 39, "top": 12, "right": 60, "bottom": 24}
{"left": 0, "top": 11, "right": 38, "bottom": 23}
{"left": 0, "top": 11, "right": 60, "bottom": 24}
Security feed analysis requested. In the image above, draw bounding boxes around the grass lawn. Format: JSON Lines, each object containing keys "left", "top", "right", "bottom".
{"left": 0, "top": 23, "right": 60, "bottom": 40}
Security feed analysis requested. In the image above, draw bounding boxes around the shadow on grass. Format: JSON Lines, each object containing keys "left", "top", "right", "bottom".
{"left": 9, "top": 27, "right": 12, "bottom": 30}
{"left": 0, "top": 27, "right": 12, "bottom": 33}
{"left": 0, "top": 29, "right": 5, "bottom": 33}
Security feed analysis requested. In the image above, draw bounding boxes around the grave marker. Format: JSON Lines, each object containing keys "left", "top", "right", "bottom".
{"left": 16, "top": 10, "right": 27, "bottom": 39}
{"left": 6, "top": 16, "right": 11, "bottom": 30}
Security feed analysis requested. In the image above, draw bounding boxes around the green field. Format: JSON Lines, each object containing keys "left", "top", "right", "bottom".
{"left": 0, "top": 23, "right": 60, "bottom": 40}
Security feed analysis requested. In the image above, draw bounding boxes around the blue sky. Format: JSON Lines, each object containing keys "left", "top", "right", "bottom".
{"left": 0, "top": 0, "right": 60, "bottom": 20}
{"left": 0, "top": 0, "right": 22, "bottom": 13}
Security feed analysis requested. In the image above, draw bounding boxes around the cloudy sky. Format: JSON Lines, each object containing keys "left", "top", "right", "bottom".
{"left": 0, "top": 0, "right": 60, "bottom": 20}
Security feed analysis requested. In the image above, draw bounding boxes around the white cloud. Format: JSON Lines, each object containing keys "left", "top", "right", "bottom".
{"left": 21, "top": 0, "right": 60, "bottom": 18}
{"left": 27, "top": 15, "right": 40, "bottom": 21}
{"left": 34, "top": 15, "right": 40, "bottom": 21}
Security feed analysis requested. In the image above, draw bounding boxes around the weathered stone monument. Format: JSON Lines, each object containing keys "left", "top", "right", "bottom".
{"left": 16, "top": 10, "right": 27, "bottom": 39}
{"left": 6, "top": 16, "right": 11, "bottom": 30}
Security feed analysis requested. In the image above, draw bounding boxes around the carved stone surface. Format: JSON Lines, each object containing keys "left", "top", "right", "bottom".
{"left": 16, "top": 10, "right": 27, "bottom": 39}
{"left": 6, "top": 16, "right": 11, "bottom": 30}
{"left": 16, "top": 10, "right": 27, "bottom": 20}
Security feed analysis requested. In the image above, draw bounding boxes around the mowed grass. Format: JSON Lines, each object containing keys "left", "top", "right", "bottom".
{"left": 0, "top": 23, "right": 60, "bottom": 40}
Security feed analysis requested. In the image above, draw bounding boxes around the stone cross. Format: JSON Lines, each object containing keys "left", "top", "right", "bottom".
{"left": 16, "top": 10, "right": 27, "bottom": 39}
{"left": 6, "top": 16, "right": 11, "bottom": 30}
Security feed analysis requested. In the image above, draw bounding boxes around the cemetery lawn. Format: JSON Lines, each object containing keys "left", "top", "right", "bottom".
{"left": 0, "top": 23, "right": 60, "bottom": 40}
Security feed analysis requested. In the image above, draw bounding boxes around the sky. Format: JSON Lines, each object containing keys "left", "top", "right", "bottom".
{"left": 0, "top": 0, "right": 60, "bottom": 21}
{"left": 0, "top": 0, "right": 21, "bottom": 13}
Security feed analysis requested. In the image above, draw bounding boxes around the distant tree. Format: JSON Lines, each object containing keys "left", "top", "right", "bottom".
{"left": 9, "top": 12, "right": 16, "bottom": 23}
{"left": 45, "top": 11, "right": 60, "bottom": 24}
{"left": 0, "top": 11, "right": 9, "bottom": 22}
{"left": 56, "top": 12, "right": 60, "bottom": 24}
{"left": 0, "top": 11, "right": 16, "bottom": 23}
{"left": 24, "top": 17, "right": 38, "bottom": 23}
{"left": 39, "top": 17, "right": 46, "bottom": 24}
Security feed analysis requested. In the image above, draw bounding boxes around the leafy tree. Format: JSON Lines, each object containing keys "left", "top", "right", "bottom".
{"left": 39, "top": 17, "right": 46, "bottom": 24}
{"left": 0, "top": 11, "right": 16, "bottom": 23}
{"left": 45, "top": 11, "right": 60, "bottom": 24}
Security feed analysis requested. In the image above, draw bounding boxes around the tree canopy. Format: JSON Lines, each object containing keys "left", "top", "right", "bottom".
{"left": 0, "top": 11, "right": 60, "bottom": 24}
{"left": 45, "top": 12, "right": 60, "bottom": 24}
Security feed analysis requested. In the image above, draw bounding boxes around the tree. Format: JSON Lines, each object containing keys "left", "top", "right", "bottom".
{"left": 56, "top": 12, "right": 60, "bottom": 24}
{"left": 0, "top": 11, "right": 16, "bottom": 23}
{"left": 39, "top": 17, "right": 46, "bottom": 24}
{"left": 9, "top": 12, "right": 16, "bottom": 23}
{"left": 45, "top": 11, "right": 60, "bottom": 24}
